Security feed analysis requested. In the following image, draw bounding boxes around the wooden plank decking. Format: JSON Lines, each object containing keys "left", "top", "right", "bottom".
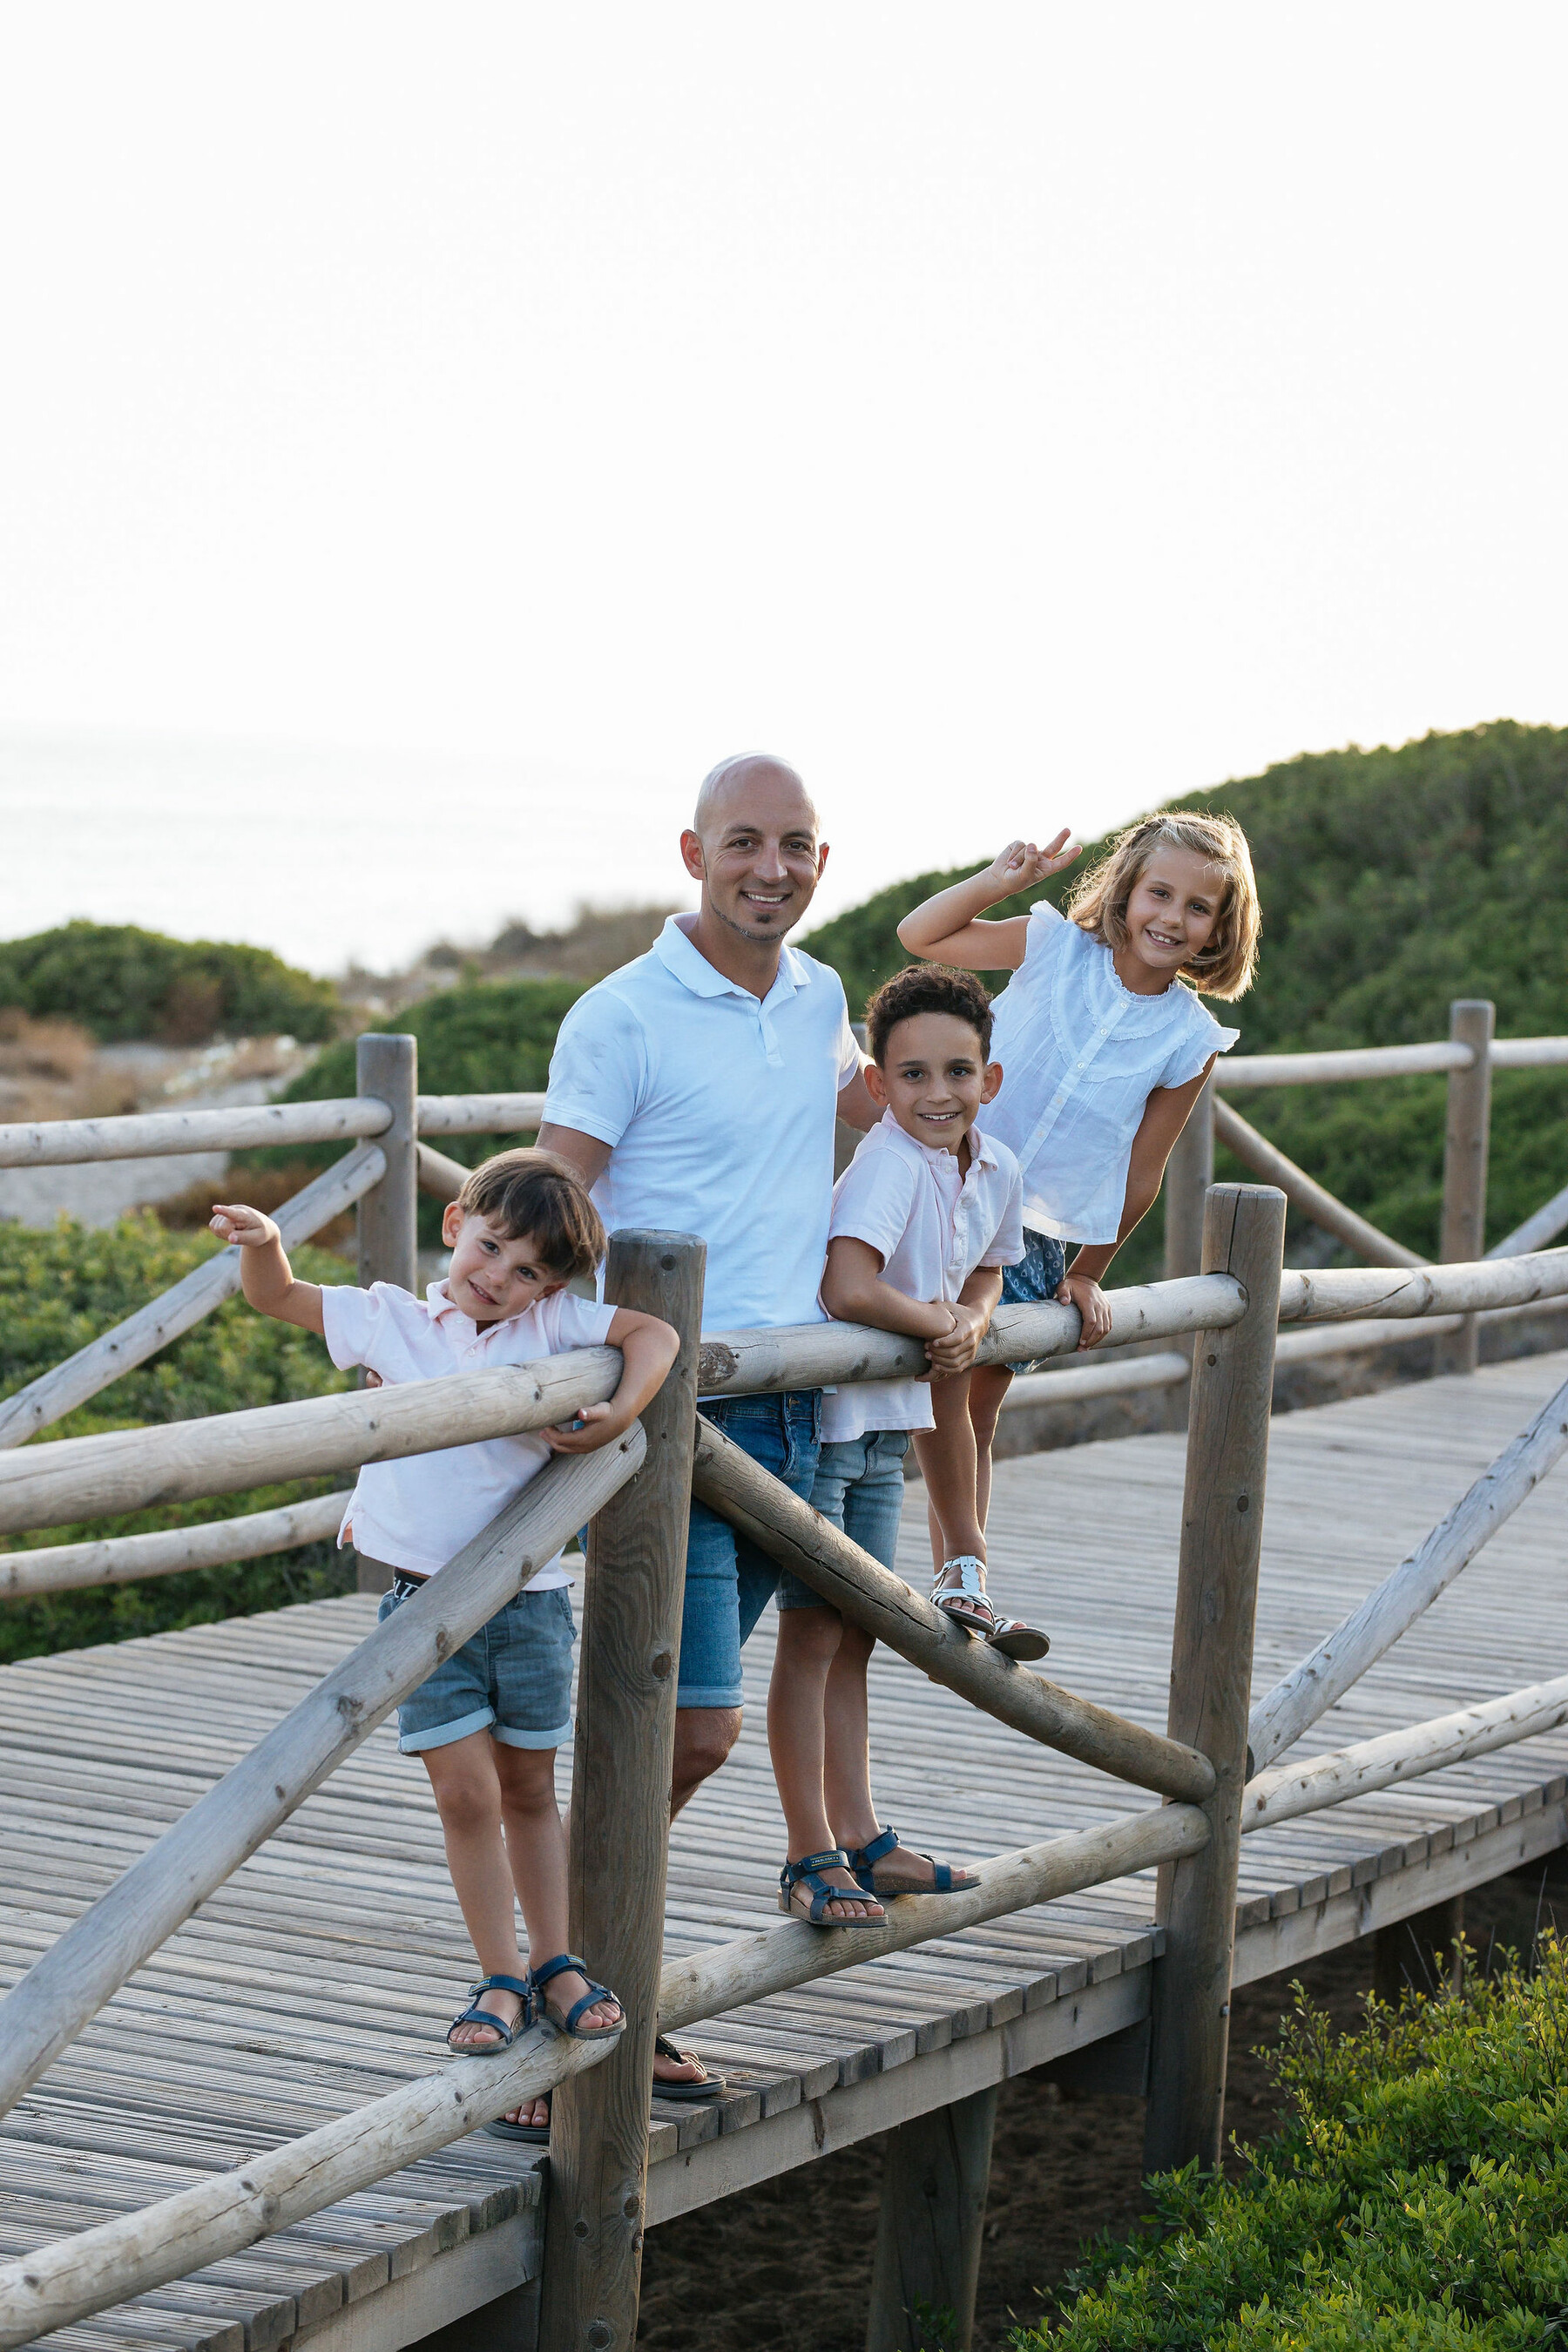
{"left": 3, "top": 1352, "right": 1566, "bottom": 2351}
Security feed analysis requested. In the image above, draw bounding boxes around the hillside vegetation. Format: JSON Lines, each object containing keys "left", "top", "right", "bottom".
{"left": 804, "top": 721, "right": 1568, "bottom": 1267}
{"left": 0, "top": 921, "right": 339, "bottom": 1045}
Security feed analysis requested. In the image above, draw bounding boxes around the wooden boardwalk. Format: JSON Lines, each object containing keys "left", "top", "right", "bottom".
{"left": 3, "top": 1352, "right": 1566, "bottom": 2352}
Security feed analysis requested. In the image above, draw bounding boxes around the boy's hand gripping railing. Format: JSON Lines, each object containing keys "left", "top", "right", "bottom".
{"left": 0, "top": 1412, "right": 646, "bottom": 2125}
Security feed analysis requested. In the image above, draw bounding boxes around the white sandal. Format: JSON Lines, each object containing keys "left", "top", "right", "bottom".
{"left": 932, "top": 1557, "right": 1051, "bottom": 1662}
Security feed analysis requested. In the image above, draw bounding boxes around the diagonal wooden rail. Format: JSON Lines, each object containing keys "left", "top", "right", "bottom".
{"left": 690, "top": 1413, "right": 1215, "bottom": 1802}
{"left": 1213, "top": 1098, "right": 1422, "bottom": 1269}
{"left": 1248, "top": 1370, "right": 1568, "bottom": 1773}
{"left": 0, "top": 1428, "right": 645, "bottom": 2125}
{"left": 0, "top": 1802, "right": 1206, "bottom": 2351}
{"left": 0, "top": 1142, "right": 387, "bottom": 1450}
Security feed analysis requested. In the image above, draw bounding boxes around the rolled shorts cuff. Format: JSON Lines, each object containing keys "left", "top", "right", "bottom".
{"left": 491, "top": 1718, "right": 572, "bottom": 1750}
{"left": 674, "top": 1680, "right": 745, "bottom": 1711}
{"left": 399, "top": 1704, "right": 496, "bottom": 1754}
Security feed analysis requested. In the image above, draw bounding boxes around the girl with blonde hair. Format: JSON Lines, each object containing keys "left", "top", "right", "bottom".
{"left": 894, "top": 809, "right": 1260, "bottom": 1643}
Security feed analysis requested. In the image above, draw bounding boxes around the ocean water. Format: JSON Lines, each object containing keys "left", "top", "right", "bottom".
{"left": 0, "top": 731, "right": 696, "bottom": 976}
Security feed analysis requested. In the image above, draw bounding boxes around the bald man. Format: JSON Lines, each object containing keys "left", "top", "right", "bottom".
{"left": 540, "top": 755, "right": 879, "bottom": 1807}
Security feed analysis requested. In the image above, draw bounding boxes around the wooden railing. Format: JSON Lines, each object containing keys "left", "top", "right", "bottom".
{"left": 0, "top": 1027, "right": 1566, "bottom": 2346}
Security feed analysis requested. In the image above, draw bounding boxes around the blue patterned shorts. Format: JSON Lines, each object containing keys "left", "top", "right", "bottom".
{"left": 998, "top": 1227, "right": 1069, "bottom": 1374}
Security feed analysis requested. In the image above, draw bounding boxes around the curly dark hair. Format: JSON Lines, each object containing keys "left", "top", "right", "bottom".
{"left": 865, "top": 964, "right": 994, "bottom": 1064}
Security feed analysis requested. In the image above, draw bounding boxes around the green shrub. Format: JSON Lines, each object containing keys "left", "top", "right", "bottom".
{"left": 1018, "top": 1940, "right": 1568, "bottom": 2350}
{"left": 0, "top": 1215, "right": 357, "bottom": 1663}
{"left": 0, "top": 920, "right": 339, "bottom": 1044}
{"left": 248, "top": 976, "right": 588, "bottom": 1241}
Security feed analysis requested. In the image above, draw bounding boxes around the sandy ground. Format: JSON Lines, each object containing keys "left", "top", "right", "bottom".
{"left": 635, "top": 1865, "right": 1561, "bottom": 2350}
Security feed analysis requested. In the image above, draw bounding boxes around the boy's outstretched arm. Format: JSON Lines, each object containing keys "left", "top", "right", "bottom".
{"left": 895, "top": 832, "right": 1080, "bottom": 971}
{"left": 209, "top": 1204, "right": 326, "bottom": 1335}
{"left": 542, "top": 1307, "right": 679, "bottom": 1452}
{"left": 821, "top": 1237, "right": 957, "bottom": 1350}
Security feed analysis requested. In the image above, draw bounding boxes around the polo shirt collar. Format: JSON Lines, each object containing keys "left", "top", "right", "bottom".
{"left": 425, "top": 1279, "right": 513, "bottom": 1342}
{"left": 877, "top": 1105, "right": 998, "bottom": 1175}
{"left": 653, "top": 915, "right": 813, "bottom": 1009}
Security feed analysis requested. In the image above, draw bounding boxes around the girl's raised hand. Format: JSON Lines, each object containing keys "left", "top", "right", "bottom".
{"left": 984, "top": 829, "right": 1081, "bottom": 896}
{"left": 210, "top": 1202, "right": 280, "bottom": 1249}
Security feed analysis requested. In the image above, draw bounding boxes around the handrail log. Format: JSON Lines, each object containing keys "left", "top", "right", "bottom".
{"left": 415, "top": 1092, "right": 547, "bottom": 1136}
{"left": 1242, "top": 1671, "right": 1568, "bottom": 1832}
{"left": 1213, "top": 1100, "right": 1423, "bottom": 1269}
{"left": 1276, "top": 1247, "right": 1568, "bottom": 1324}
{"left": 0, "top": 1802, "right": 1206, "bottom": 2350}
{"left": 0, "top": 1351, "right": 625, "bottom": 1537}
{"left": 0, "top": 1097, "right": 391, "bottom": 1169}
{"left": 0, "top": 1491, "right": 351, "bottom": 1598}
{"left": 695, "top": 1274, "right": 1247, "bottom": 1397}
{"left": 416, "top": 1140, "right": 470, "bottom": 1202}
{"left": 0, "top": 1427, "right": 645, "bottom": 2121}
{"left": 0, "top": 1144, "right": 388, "bottom": 1453}
{"left": 1490, "top": 1036, "right": 1568, "bottom": 1070}
{"left": 1248, "top": 1372, "right": 1568, "bottom": 1774}
{"left": 1216, "top": 1042, "right": 1471, "bottom": 1087}
{"left": 691, "top": 1415, "right": 1216, "bottom": 1802}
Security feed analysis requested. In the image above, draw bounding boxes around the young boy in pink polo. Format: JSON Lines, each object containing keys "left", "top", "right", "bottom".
{"left": 210, "top": 1148, "right": 678, "bottom": 2142}
{"left": 766, "top": 965, "right": 1044, "bottom": 1928}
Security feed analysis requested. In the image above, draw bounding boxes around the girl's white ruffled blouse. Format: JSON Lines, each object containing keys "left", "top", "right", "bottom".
{"left": 986, "top": 902, "right": 1240, "bottom": 1245}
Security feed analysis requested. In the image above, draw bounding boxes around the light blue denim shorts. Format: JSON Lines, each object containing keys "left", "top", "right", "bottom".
{"left": 783, "top": 1428, "right": 911, "bottom": 1605}
{"left": 375, "top": 1574, "right": 576, "bottom": 1753}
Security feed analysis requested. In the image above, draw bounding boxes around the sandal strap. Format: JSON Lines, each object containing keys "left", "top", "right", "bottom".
{"left": 780, "top": 1848, "right": 849, "bottom": 1889}
{"left": 528, "top": 1951, "right": 588, "bottom": 1991}
{"left": 845, "top": 1825, "right": 899, "bottom": 1873}
{"left": 470, "top": 1972, "right": 533, "bottom": 2002}
{"left": 557, "top": 1977, "right": 618, "bottom": 2036}
{"left": 448, "top": 2002, "right": 519, "bottom": 2048}
{"left": 654, "top": 2032, "right": 705, "bottom": 2073}
{"left": 935, "top": 1556, "right": 987, "bottom": 1596}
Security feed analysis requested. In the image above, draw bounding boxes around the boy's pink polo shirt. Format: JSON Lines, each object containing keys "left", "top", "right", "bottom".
{"left": 320, "top": 1278, "right": 615, "bottom": 1581}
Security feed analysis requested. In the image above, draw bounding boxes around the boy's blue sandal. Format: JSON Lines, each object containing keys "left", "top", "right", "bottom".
{"left": 529, "top": 1952, "right": 625, "bottom": 2040}
{"left": 845, "top": 1824, "right": 980, "bottom": 1898}
{"left": 446, "top": 1973, "right": 533, "bottom": 2054}
{"left": 779, "top": 1848, "right": 886, "bottom": 1926}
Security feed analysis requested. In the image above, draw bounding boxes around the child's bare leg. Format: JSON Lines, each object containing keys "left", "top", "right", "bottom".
{"left": 493, "top": 1743, "right": 619, "bottom": 2037}
{"left": 967, "top": 1362, "right": 1012, "bottom": 1535}
{"left": 821, "top": 1619, "right": 956, "bottom": 1889}
{"left": 419, "top": 1733, "right": 531, "bottom": 2064}
{"left": 911, "top": 1372, "right": 986, "bottom": 1567}
{"left": 767, "top": 1605, "right": 881, "bottom": 1921}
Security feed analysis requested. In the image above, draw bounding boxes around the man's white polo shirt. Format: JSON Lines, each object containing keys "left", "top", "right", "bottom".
{"left": 320, "top": 1279, "right": 614, "bottom": 1581}
{"left": 820, "top": 1111, "right": 1024, "bottom": 1442}
{"left": 543, "top": 915, "right": 862, "bottom": 1334}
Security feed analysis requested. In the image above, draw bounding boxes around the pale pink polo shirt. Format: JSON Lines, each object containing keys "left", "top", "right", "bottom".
{"left": 321, "top": 1279, "right": 615, "bottom": 1582}
{"left": 820, "top": 1111, "right": 1024, "bottom": 1443}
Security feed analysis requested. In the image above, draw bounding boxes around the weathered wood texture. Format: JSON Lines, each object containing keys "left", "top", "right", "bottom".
{"left": 1213, "top": 1098, "right": 1422, "bottom": 1270}
{"left": 1000, "top": 1348, "right": 1191, "bottom": 1415}
{"left": 541, "top": 1234, "right": 705, "bottom": 2352}
{"left": 1145, "top": 1185, "right": 1286, "bottom": 2178}
{"left": 416, "top": 1143, "right": 470, "bottom": 1204}
{"left": 0, "top": 1492, "right": 351, "bottom": 1599}
{"left": 1244, "top": 1673, "right": 1568, "bottom": 1829}
{"left": 690, "top": 1416, "right": 1216, "bottom": 1803}
{"left": 1436, "top": 1000, "right": 1495, "bottom": 1375}
{"left": 1216, "top": 1040, "right": 1471, "bottom": 1086}
{"left": 866, "top": 2085, "right": 997, "bottom": 2352}
{"left": 0, "top": 1353, "right": 625, "bottom": 1537}
{"left": 0, "top": 1099, "right": 391, "bottom": 1171}
{"left": 2, "top": 1355, "right": 1568, "bottom": 2352}
{"left": 416, "top": 1094, "right": 548, "bottom": 1136}
{"left": 1162, "top": 1076, "right": 1213, "bottom": 1282}
{"left": 1276, "top": 1247, "right": 1568, "bottom": 1325}
{"left": 355, "top": 1038, "right": 418, "bottom": 1299}
{"left": 0, "top": 1146, "right": 386, "bottom": 1452}
{"left": 0, "top": 1432, "right": 645, "bottom": 2123}
{"left": 1248, "top": 1372, "right": 1568, "bottom": 1771}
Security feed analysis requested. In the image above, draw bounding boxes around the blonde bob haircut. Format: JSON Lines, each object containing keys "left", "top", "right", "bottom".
{"left": 1066, "top": 812, "right": 1260, "bottom": 1002}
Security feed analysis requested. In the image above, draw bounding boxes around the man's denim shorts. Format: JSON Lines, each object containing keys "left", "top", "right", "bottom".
{"left": 679, "top": 1390, "right": 821, "bottom": 1708}
{"left": 782, "top": 1428, "right": 911, "bottom": 1607}
{"left": 375, "top": 1575, "right": 576, "bottom": 1754}
{"left": 999, "top": 1227, "right": 1069, "bottom": 1374}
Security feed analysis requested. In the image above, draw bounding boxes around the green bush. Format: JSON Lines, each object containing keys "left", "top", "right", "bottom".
{"left": 250, "top": 976, "right": 588, "bottom": 1241}
{"left": 0, "top": 920, "right": 339, "bottom": 1044}
{"left": 0, "top": 1215, "right": 357, "bottom": 1664}
{"left": 1019, "top": 1941, "right": 1568, "bottom": 2350}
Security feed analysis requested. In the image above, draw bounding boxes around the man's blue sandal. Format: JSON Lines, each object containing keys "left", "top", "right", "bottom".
{"left": 845, "top": 1824, "right": 980, "bottom": 1898}
{"left": 529, "top": 1952, "right": 625, "bottom": 2040}
{"left": 446, "top": 1973, "right": 533, "bottom": 2054}
{"left": 779, "top": 1848, "right": 886, "bottom": 1925}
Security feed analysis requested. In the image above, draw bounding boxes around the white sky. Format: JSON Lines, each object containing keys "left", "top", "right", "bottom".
{"left": 2, "top": 4, "right": 1565, "bottom": 975}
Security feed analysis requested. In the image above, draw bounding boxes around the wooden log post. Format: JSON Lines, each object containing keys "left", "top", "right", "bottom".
{"left": 1144, "top": 1183, "right": 1285, "bottom": 2179}
{"left": 1163, "top": 1071, "right": 1214, "bottom": 1282}
{"left": 355, "top": 1034, "right": 419, "bottom": 1592}
{"left": 866, "top": 2086, "right": 998, "bottom": 2352}
{"left": 539, "top": 1230, "right": 705, "bottom": 2352}
{"left": 1435, "top": 999, "right": 1494, "bottom": 1376}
